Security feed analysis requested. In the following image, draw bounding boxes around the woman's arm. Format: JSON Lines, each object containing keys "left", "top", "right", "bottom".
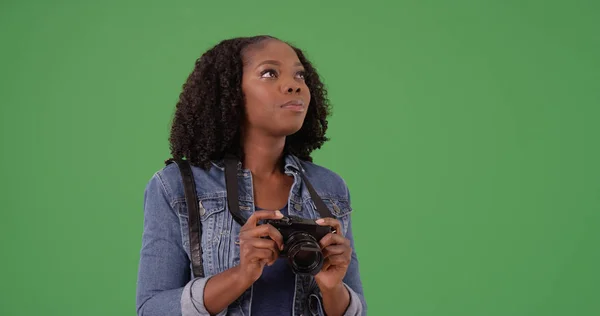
{"left": 315, "top": 183, "right": 367, "bottom": 316}
{"left": 340, "top": 219, "right": 367, "bottom": 315}
{"left": 182, "top": 266, "right": 254, "bottom": 315}
{"left": 136, "top": 173, "right": 250, "bottom": 316}
{"left": 136, "top": 172, "right": 195, "bottom": 315}
{"left": 318, "top": 217, "right": 367, "bottom": 316}
{"left": 136, "top": 173, "right": 284, "bottom": 316}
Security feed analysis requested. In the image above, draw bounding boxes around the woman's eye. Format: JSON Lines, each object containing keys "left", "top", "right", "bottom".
{"left": 260, "top": 69, "right": 277, "bottom": 78}
{"left": 296, "top": 71, "right": 306, "bottom": 80}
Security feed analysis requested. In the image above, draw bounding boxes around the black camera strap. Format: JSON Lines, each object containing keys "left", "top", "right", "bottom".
{"left": 165, "top": 158, "right": 205, "bottom": 278}
{"left": 224, "top": 154, "right": 333, "bottom": 224}
{"left": 290, "top": 156, "right": 334, "bottom": 220}
{"left": 224, "top": 155, "right": 249, "bottom": 227}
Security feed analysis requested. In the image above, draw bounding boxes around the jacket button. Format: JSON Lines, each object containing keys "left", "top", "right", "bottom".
{"left": 198, "top": 202, "right": 206, "bottom": 216}
{"left": 332, "top": 202, "right": 341, "bottom": 214}
{"left": 294, "top": 204, "right": 302, "bottom": 212}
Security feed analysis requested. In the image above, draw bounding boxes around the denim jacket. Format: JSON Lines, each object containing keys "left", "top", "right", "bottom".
{"left": 136, "top": 154, "right": 367, "bottom": 316}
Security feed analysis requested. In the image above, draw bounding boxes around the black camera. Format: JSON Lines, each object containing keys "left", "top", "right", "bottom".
{"left": 264, "top": 215, "right": 334, "bottom": 275}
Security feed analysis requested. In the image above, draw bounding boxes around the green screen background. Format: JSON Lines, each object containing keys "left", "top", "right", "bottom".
{"left": 1, "top": 0, "right": 599, "bottom": 315}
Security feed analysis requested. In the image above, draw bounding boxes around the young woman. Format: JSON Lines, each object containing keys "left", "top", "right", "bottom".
{"left": 136, "top": 35, "right": 366, "bottom": 316}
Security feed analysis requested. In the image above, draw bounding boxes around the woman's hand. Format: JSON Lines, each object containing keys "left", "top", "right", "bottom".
{"left": 203, "top": 210, "right": 284, "bottom": 314}
{"left": 236, "top": 210, "right": 285, "bottom": 284}
{"left": 314, "top": 217, "right": 352, "bottom": 291}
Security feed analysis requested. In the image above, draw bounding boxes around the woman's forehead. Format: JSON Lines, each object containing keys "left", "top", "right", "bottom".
{"left": 243, "top": 40, "right": 300, "bottom": 66}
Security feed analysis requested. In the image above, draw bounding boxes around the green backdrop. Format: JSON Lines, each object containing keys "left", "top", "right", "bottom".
{"left": 1, "top": 0, "right": 599, "bottom": 315}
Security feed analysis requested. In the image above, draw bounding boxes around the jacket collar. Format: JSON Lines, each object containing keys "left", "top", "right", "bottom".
{"left": 209, "top": 153, "right": 302, "bottom": 173}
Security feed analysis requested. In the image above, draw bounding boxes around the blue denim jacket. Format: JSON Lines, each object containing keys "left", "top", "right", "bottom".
{"left": 136, "top": 154, "right": 367, "bottom": 315}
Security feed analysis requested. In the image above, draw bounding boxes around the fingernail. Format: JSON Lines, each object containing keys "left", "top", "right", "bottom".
{"left": 316, "top": 219, "right": 324, "bottom": 224}
{"left": 275, "top": 210, "right": 283, "bottom": 218}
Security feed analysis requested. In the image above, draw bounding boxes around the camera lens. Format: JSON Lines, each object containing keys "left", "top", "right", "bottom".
{"left": 285, "top": 232, "right": 324, "bottom": 275}
{"left": 294, "top": 250, "right": 317, "bottom": 266}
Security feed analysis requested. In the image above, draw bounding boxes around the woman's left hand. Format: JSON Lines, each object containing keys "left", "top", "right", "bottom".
{"left": 314, "top": 217, "right": 352, "bottom": 291}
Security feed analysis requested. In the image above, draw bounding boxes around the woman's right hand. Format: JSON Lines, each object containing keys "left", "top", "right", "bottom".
{"left": 202, "top": 210, "right": 285, "bottom": 314}
{"left": 236, "top": 210, "right": 285, "bottom": 284}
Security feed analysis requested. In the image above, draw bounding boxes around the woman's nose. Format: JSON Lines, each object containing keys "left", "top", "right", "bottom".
{"left": 281, "top": 80, "right": 302, "bottom": 94}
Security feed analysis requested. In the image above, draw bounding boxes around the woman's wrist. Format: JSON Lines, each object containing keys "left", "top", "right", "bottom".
{"left": 231, "top": 265, "right": 256, "bottom": 289}
{"left": 319, "top": 282, "right": 350, "bottom": 316}
{"left": 319, "top": 281, "right": 346, "bottom": 296}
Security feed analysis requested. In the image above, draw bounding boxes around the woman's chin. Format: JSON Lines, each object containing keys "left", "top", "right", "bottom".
{"left": 283, "top": 125, "right": 304, "bottom": 137}
{"left": 267, "top": 122, "right": 304, "bottom": 138}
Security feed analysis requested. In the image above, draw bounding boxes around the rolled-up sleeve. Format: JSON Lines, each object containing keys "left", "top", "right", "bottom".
{"left": 136, "top": 172, "right": 224, "bottom": 316}
{"left": 181, "top": 276, "right": 228, "bottom": 316}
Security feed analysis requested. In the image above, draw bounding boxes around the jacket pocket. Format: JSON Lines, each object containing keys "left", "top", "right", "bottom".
{"left": 321, "top": 198, "right": 352, "bottom": 236}
{"left": 198, "top": 196, "right": 226, "bottom": 221}
{"left": 199, "top": 196, "right": 230, "bottom": 275}
{"left": 178, "top": 195, "right": 228, "bottom": 276}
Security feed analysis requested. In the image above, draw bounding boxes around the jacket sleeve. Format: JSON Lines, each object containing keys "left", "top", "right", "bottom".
{"left": 135, "top": 172, "right": 227, "bottom": 316}
{"left": 340, "top": 217, "right": 367, "bottom": 316}
{"left": 341, "top": 184, "right": 367, "bottom": 315}
{"left": 312, "top": 185, "right": 367, "bottom": 316}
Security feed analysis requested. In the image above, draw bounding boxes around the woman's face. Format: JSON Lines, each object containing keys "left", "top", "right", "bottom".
{"left": 241, "top": 39, "right": 311, "bottom": 138}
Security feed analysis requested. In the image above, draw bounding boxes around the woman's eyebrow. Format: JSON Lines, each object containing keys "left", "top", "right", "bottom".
{"left": 255, "top": 60, "right": 303, "bottom": 68}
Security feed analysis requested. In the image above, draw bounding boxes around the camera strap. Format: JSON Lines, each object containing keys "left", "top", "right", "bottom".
{"left": 223, "top": 154, "right": 249, "bottom": 227}
{"left": 224, "top": 153, "right": 333, "bottom": 224}
{"left": 165, "top": 158, "right": 205, "bottom": 279}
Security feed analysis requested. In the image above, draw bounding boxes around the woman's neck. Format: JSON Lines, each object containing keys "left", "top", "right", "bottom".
{"left": 241, "top": 131, "right": 286, "bottom": 178}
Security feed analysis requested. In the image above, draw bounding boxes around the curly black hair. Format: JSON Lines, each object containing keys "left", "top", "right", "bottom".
{"left": 168, "top": 35, "right": 331, "bottom": 170}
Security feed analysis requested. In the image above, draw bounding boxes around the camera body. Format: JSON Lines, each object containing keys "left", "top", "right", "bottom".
{"left": 264, "top": 215, "right": 334, "bottom": 275}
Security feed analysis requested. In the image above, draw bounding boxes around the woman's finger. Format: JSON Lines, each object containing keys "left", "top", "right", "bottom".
{"left": 242, "top": 210, "right": 284, "bottom": 229}
{"left": 322, "top": 244, "right": 348, "bottom": 258}
{"left": 324, "top": 254, "right": 351, "bottom": 267}
{"left": 319, "top": 232, "right": 349, "bottom": 248}
{"left": 315, "top": 217, "right": 343, "bottom": 237}
{"left": 239, "top": 224, "right": 284, "bottom": 251}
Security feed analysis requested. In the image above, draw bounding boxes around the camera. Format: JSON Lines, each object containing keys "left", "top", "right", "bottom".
{"left": 264, "top": 215, "right": 334, "bottom": 275}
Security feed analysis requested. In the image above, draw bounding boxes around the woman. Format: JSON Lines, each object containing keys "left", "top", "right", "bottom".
{"left": 136, "top": 35, "right": 366, "bottom": 316}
